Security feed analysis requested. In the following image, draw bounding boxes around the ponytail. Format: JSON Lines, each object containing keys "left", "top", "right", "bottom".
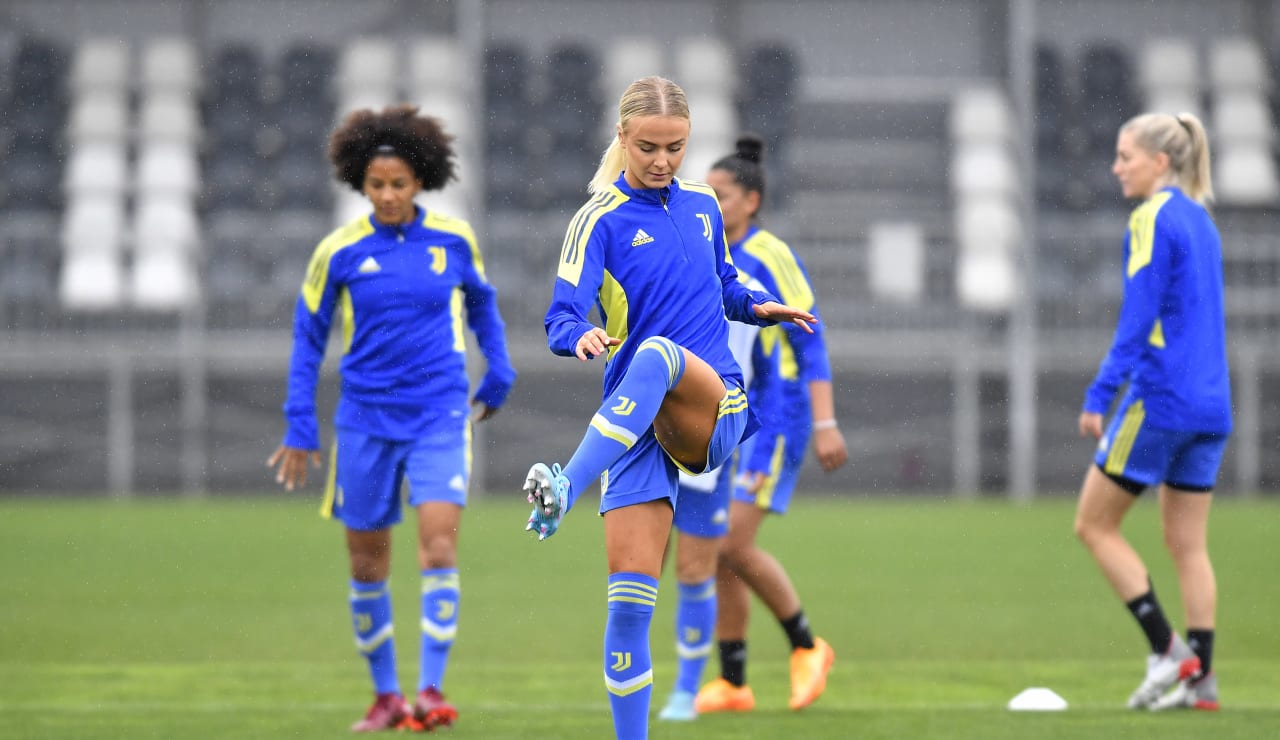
{"left": 1175, "top": 113, "right": 1214, "bottom": 205}
{"left": 589, "top": 135, "right": 626, "bottom": 195}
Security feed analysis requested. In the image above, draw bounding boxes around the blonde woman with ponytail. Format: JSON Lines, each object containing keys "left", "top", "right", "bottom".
{"left": 520, "top": 76, "right": 817, "bottom": 740}
{"left": 1074, "top": 112, "right": 1231, "bottom": 711}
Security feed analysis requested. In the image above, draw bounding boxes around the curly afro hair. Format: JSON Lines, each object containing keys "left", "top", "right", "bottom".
{"left": 327, "top": 104, "right": 457, "bottom": 192}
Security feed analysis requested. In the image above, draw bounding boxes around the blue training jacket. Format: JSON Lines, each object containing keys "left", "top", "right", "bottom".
{"left": 1084, "top": 186, "right": 1232, "bottom": 433}
{"left": 730, "top": 225, "right": 833, "bottom": 472}
{"left": 545, "top": 173, "right": 778, "bottom": 400}
{"left": 283, "top": 206, "right": 516, "bottom": 450}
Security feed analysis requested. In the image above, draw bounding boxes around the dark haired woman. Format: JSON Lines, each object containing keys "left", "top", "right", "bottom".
{"left": 269, "top": 104, "right": 516, "bottom": 732}
{"left": 686, "top": 134, "right": 847, "bottom": 718}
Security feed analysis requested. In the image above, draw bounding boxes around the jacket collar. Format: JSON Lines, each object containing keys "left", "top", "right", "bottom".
{"left": 368, "top": 205, "right": 427, "bottom": 238}
{"left": 613, "top": 172, "right": 683, "bottom": 204}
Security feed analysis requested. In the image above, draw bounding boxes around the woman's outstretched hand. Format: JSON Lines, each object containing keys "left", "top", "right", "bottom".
{"left": 753, "top": 301, "right": 817, "bottom": 333}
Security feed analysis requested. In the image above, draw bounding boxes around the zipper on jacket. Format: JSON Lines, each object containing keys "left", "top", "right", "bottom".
{"left": 660, "top": 188, "right": 690, "bottom": 263}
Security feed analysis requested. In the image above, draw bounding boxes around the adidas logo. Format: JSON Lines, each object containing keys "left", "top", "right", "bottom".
{"left": 631, "top": 228, "right": 654, "bottom": 247}
{"left": 448, "top": 474, "right": 466, "bottom": 492}
{"left": 358, "top": 256, "right": 381, "bottom": 273}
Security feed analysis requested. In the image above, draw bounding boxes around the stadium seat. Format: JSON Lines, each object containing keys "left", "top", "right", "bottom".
{"left": 867, "top": 221, "right": 925, "bottom": 304}
{"left": 60, "top": 249, "right": 125, "bottom": 309}
{"left": 956, "top": 250, "right": 1015, "bottom": 312}
{"left": 336, "top": 37, "right": 397, "bottom": 97}
{"left": 133, "top": 195, "right": 200, "bottom": 254}
{"left": 1208, "top": 37, "right": 1269, "bottom": 93}
{"left": 69, "top": 38, "right": 131, "bottom": 94}
{"left": 950, "top": 143, "right": 1018, "bottom": 199}
{"left": 141, "top": 37, "right": 200, "bottom": 94}
{"left": 67, "top": 91, "right": 129, "bottom": 142}
{"left": 2, "top": 149, "right": 61, "bottom": 210}
{"left": 1212, "top": 91, "right": 1274, "bottom": 146}
{"left": 675, "top": 37, "right": 734, "bottom": 93}
{"left": 281, "top": 42, "right": 336, "bottom": 108}
{"left": 1144, "top": 88, "right": 1202, "bottom": 120}
{"left": 601, "top": 38, "right": 663, "bottom": 104}
{"left": 955, "top": 195, "right": 1023, "bottom": 257}
{"left": 1080, "top": 41, "right": 1138, "bottom": 151}
{"left": 12, "top": 36, "right": 67, "bottom": 95}
{"left": 410, "top": 36, "right": 465, "bottom": 95}
{"left": 1138, "top": 38, "right": 1199, "bottom": 95}
{"left": 60, "top": 194, "right": 126, "bottom": 255}
{"left": 1034, "top": 43, "right": 1069, "bottom": 155}
{"left": 1216, "top": 144, "right": 1280, "bottom": 206}
{"left": 63, "top": 141, "right": 129, "bottom": 197}
{"left": 139, "top": 92, "right": 201, "bottom": 145}
{"left": 131, "top": 249, "right": 199, "bottom": 310}
{"left": 949, "top": 87, "right": 1014, "bottom": 146}
{"left": 135, "top": 143, "right": 200, "bottom": 197}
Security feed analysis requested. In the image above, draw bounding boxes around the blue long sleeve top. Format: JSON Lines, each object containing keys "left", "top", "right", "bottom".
{"left": 545, "top": 174, "right": 778, "bottom": 401}
{"left": 283, "top": 206, "right": 516, "bottom": 450}
{"left": 1084, "top": 187, "right": 1232, "bottom": 433}
{"left": 729, "top": 226, "right": 833, "bottom": 471}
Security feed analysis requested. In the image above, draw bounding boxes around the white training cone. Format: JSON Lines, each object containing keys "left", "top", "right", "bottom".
{"left": 1008, "top": 687, "right": 1068, "bottom": 711}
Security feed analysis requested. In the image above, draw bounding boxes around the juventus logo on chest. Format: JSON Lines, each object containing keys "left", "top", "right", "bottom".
{"left": 696, "top": 213, "right": 713, "bottom": 242}
{"left": 428, "top": 246, "right": 447, "bottom": 274}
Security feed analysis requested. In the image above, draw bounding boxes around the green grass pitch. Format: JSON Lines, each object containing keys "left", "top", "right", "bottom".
{"left": 2, "top": 495, "right": 1278, "bottom": 738}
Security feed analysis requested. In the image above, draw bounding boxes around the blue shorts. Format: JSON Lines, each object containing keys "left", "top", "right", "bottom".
{"left": 1094, "top": 396, "right": 1228, "bottom": 494}
{"left": 673, "top": 460, "right": 733, "bottom": 539}
{"left": 321, "top": 415, "right": 471, "bottom": 531}
{"left": 599, "top": 382, "right": 749, "bottom": 515}
{"left": 732, "top": 422, "right": 809, "bottom": 515}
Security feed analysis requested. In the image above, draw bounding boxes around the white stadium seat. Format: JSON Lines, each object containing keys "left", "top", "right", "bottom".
{"left": 60, "top": 194, "right": 126, "bottom": 255}
{"left": 134, "top": 196, "right": 200, "bottom": 254}
{"left": 131, "top": 250, "right": 199, "bottom": 310}
{"left": 1212, "top": 91, "right": 1274, "bottom": 146}
{"left": 1215, "top": 145, "right": 1280, "bottom": 207}
{"left": 957, "top": 249, "right": 1015, "bottom": 312}
{"left": 956, "top": 195, "right": 1023, "bottom": 255}
{"left": 70, "top": 38, "right": 131, "bottom": 93}
{"left": 951, "top": 143, "right": 1018, "bottom": 199}
{"left": 67, "top": 91, "right": 130, "bottom": 142}
{"left": 602, "top": 38, "right": 663, "bottom": 105}
{"left": 337, "top": 38, "right": 397, "bottom": 94}
{"left": 675, "top": 37, "right": 734, "bottom": 92}
{"left": 1138, "top": 38, "right": 1199, "bottom": 93}
{"left": 949, "top": 87, "right": 1013, "bottom": 146}
{"left": 135, "top": 143, "right": 200, "bottom": 197}
{"left": 1208, "top": 37, "right": 1270, "bottom": 93}
{"left": 60, "top": 250, "right": 125, "bottom": 309}
{"left": 1143, "top": 88, "right": 1202, "bottom": 122}
{"left": 139, "top": 92, "right": 201, "bottom": 145}
{"left": 867, "top": 221, "right": 926, "bottom": 304}
{"left": 409, "top": 36, "right": 465, "bottom": 95}
{"left": 63, "top": 141, "right": 129, "bottom": 197}
{"left": 141, "top": 36, "right": 200, "bottom": 93}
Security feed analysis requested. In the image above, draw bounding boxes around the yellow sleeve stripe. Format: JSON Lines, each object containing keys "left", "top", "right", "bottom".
{"left": 425, "top": 211, "right": 487, "bottom": 281}
{"left": 755, "top": 434, "right": 788, "bottom": 510}
{"left": 302, "top": 216, "right": 374, "bottom": 313}
{"left": 1104, "top": 400, "right": 1145, "bottom": 475}
{"left": 1126, "top": 191, "right": 1173, "bottom": 278}
{"left": 678, "top": 178, "right": 717, "bottom": 199}
{"left": 742, "top": 230, "right": 814, "bottom": 311}
{"left": 558, "top": 188, "right": 628, "bottom": 286}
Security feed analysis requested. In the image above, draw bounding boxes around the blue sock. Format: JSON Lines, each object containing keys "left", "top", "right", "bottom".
{"left": 604, "top": 572, "right": 658, "bottom": 740}
{"left": 674, "top": 578, "right": 716, "bottom": 694}
{"left": 418, "top": 568, "right": 460, "bottom": 693}
{"left": 562, "top": 337, "right": 685, "bottom": 505}
{"left": 350, "top": 579, "right": 399, "bottom": 695}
